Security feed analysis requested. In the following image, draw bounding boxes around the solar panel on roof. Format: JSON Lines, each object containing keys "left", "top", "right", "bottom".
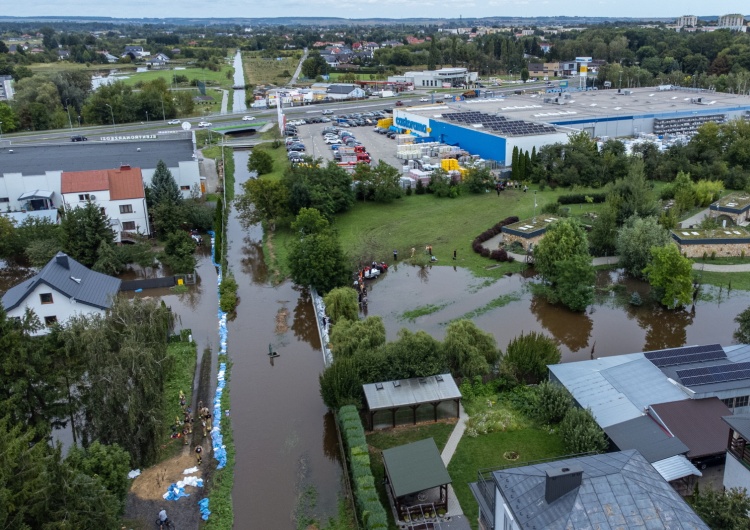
{"left": 677, "top": 361, "right": 750, "bottom": 386}
{"left": 644, "top": 344, "right": 726, "bottom": 367}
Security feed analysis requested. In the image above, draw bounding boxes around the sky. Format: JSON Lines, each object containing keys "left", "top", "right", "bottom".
{"left": 2, "top": 1, "right": 749, "bottom": 20}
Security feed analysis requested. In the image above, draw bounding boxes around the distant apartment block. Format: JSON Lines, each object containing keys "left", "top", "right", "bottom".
{"left": 676, "top": 15, "right": 698, "bottom": 27}
{"left": 718, "top": 13, "right": 747, "bottom": 31}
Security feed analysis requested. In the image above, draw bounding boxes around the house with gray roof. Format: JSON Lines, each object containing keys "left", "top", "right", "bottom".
{"left": 1, "top": 252, "right": 121, "bottom": 335}
{"left": 470, "top": 450, "right": 709, "bottom": 530}
{"left": 722, "top": 413, "right": 750, "bottom": 492}
{"left": 325, "top": 84, "right": 365, "bottom": 100}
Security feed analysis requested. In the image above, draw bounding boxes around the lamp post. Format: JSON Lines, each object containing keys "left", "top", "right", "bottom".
{"left": 145, "top": 110, "right": 149, "bottom": 123}
{"left": 0, "top": 121, "right": 3, "bottom": 139}
{"left": 160, "top": 96, "right": 166, "bottom": 121}
{"left": 65, "top": 99, "right": 74, "bottom": 131}
{"left": 105, "top": 103, "right": 116, "bottom": 133}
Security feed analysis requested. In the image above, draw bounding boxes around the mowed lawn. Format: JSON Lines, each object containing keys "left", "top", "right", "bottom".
{"left": 447, "top": 427, "right": 567, "bottom": 529}
{"left": 119, "top": 65, "right": 234, "bottom": 89}
{"left": 242, "top": 53, "right": 301, "bottom": 86}
{"left": 269, "top": 185, "right": 606, "bottom": 280}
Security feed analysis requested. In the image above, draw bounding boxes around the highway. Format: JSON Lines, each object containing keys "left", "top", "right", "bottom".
{"left": 0, "top": 81, "right": 555, "bottom": 147}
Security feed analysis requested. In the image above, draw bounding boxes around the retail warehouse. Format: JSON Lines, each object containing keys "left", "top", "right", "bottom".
{"left": 392, "top": 87, "right": 750, "bottom": 164}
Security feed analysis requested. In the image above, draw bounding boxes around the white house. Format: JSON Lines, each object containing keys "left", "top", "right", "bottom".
{"left": 61, "top": 165, "right": 150, "bottom": 241}
{"left": 1, "top": 252, "right": 121, "bottom": 335}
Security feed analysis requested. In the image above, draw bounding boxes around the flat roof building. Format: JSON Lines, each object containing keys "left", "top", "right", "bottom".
{"left": 388, "top": 68, "right": 479, "bottom": 89}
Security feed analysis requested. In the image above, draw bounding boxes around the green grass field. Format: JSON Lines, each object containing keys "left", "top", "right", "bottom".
{"left": 447, "top": 427, "right": 567, "bottom": 529}
{"left": 269, "top": 186, "right": 605, "bottom": 280}
{"left": 119, "top": 65, "right": 235, "bottom": 89}
{"left": 242, "top": 52, "right": 301, "bottom": 86}
{"left": 696, "top": 270, "right": 750, "bottom": 291}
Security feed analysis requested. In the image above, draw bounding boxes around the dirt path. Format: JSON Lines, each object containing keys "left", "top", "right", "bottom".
{"left": 125, "top": 348, "right": 216, "bottom": 529}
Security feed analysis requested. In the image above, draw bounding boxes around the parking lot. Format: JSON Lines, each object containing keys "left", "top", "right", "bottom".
{"left": 286, "top": 118, "right": 405, "bottom": 170}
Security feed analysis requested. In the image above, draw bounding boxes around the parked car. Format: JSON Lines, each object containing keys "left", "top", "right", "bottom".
{"left": 242, "top": 115, "right": 255, "bottom": 121}
{"left": 287, "top": 151, "right": 303, "bottom": 159}
{"left": 167, "top": 119, "right": 181, "bottom": 125}
{"left": 322, "top": 109, "right": 334, "bottom": 115}
{"left": 70, "top": 135, "right": 88, "bottom": 142}
{"left": 289, "top": 144, "right": 306, "bottom": 152}
{"left": 325, "top": 137, "right": 341, "bottom": 144}
{"left": 198, "top": 121, "right": 212, "bottom": 128}
{"left": 321, "top": 117, "right": 332, "bottom": 122}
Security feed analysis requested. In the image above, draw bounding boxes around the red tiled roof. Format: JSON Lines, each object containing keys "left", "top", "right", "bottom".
{"left": 61, "top": 166, "right": 145, "bottom": 200}
{"left": 108, "top": 166, "right": 145, "bottom": 200}
{"left": 61, "top": 170, "right": 109, "bottom": 194}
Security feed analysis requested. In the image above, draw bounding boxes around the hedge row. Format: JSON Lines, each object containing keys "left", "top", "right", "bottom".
{"left": 471, "top": 216, "right": 519, "bottom": 261}
{"left": 339, "top": 406, "right": 388, "bottom": 530}
{"left": 557, "top": 193, "right": 606, "bottom": 205}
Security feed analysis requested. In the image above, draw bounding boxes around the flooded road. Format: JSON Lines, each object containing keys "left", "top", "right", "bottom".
{"left": 363, "top": 263, "right": 750, "bottom": 362}
{"left": 227, "top": 150, "right": 341, "bottom": 528}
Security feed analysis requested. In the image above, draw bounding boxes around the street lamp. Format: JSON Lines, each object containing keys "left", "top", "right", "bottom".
{"left": 104, "top": 103, "right": 116, "bottom": 133}
{"left": 0, "top": 121, "right": 3, "bottom": 139}
{"left": 145, "top": 110, "right": 149, "bottom": 123}
{"left": 159, "top": 96, "right": 166, "bottom": 121}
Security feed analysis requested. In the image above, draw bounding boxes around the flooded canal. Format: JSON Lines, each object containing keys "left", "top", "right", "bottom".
{"left": 362, "top": 263, "right": 750, "bottom": 363}
{"left": 227, "top": 150, "right": 342, "bottom": 528}
{"left": 232, "top": 50, "right": 247, "bottom": 113}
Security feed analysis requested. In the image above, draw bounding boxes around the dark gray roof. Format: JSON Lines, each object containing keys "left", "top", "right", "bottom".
{"left": 723, "top": 414, "right": 750, "bottom": 440}
{"left": 2, "top": 252, "right": 121, "bottom": 311}
{"left": 327, "top": 84, "right": 358, "bottom": 94}
{"left": 492, "top": 450, "right": 709, "bottom": 530}
{"left": 382, "top": 438, "right": 452, "bottom": 498}
{"left": 604, "top": 416, "right": 689, "bottom": 463}
{"left": 0, "top": 138, "right": 195, "bottom": 176}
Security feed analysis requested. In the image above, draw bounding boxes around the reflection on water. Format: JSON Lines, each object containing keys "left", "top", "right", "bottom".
{"left": 229, "top": 151, "right": 341, "bottom": 528}
{"left": 365, "top": 264, "right": 750, "bottom": 362}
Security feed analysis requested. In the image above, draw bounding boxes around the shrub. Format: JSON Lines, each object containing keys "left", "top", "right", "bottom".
{"left": 501, "top": 331, "right": 561, "bottom": 384}
{"left": 559, "top": 407, "right": 608, "bottom": 454}
{"left": 557, "top": 193, "right": 606, "bottom": 205}
{"left": 535, "top": 381, "right": 573, "bottom": 424}
{"left": 219, "top": 274, "right": 239, "bottom": 313}
{"left": 490, "top": 249, "right": 509, "bottom": 261}
{"left": 480, "top": 247, "right": 490, "bottom": 257}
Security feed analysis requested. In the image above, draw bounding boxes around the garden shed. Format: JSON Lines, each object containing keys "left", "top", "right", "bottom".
{"left": 382, "top": 438, "right": 452, "bottom": 523}
{"left": 362, "top": 374, "right": 462, "bottom": 430}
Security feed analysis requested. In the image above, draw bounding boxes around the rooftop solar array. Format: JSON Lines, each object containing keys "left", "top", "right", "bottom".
{"left": 442, "top": 111, "right": 557, "bottom": 137}
{"left": 644, "top": 344, "right": 726, "bottom": 368}
{"left": 677, "top": 361, "right": 750, "bottom": 387}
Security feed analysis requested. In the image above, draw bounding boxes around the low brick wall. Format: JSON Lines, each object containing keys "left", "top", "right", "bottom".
{"left": 678, "top": 241, "right": 750, "bottom": 258}
{"left": 502, "top": 232, "right": 545, "bottom": 251}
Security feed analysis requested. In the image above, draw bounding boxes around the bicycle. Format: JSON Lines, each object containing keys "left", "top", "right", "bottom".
{"left": 155, "top": 518, "right": 176, "bottom": 530}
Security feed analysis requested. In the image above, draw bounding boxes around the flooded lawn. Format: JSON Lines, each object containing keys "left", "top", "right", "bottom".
{"left": 362, "top": 263, "right": 750, "bottom": 362}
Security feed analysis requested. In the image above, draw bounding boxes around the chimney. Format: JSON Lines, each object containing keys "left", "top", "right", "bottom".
{"left": 120, "top": 164, "right": 131, "bottom": 170}
{"left": 56, "top": 253, "right": 69, "bottom": 269}
{"left": 545, "top": 465, "right": 583, "bottom": 504}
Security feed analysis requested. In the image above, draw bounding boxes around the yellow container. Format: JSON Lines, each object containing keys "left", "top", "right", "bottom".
{"left": 178, "top": 278, "right": 184, "bottom": 286}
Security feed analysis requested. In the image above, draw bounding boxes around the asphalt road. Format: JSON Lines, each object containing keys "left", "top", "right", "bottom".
{"left": 0, "top": 81, "right": 552, "bottom": 147}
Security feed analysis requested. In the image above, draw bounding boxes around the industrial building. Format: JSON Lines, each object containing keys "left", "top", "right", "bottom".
{"left": 391, "top": 86, "right": 750, "bottom": 164}
{"left": 388, "top": 67, "right": 478, "bottom": 89}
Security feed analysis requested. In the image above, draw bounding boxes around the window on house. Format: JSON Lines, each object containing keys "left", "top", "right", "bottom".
{"left": 180, "top": 185, "right": 191, "bottom": 191}
{"left": 40, "top": 293, "right": 53, "bottom": 304}
{"left": 0, "top": 197, "right": 9, "bottom": 203}
{"left": 122, "top": 221, "right": 136, "bottom": 231}
{"left": 736, "top": 396, "right": 749, "bottom": 408}
{"left": 722, "top": 398, "right": 735, "bottom": 408}
{"left": 119, "top": 204, "right": 133, "bottom": 214}
{"left": 78, "top": 193, "right": 91, "bottom": 201}
{"left": 44, "top": 316, "right": 58, "bottom": 326}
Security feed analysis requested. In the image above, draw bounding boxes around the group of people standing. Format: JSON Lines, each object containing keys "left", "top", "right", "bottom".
{"left": 174, "top": 390, "right": 213, "bottom": 466}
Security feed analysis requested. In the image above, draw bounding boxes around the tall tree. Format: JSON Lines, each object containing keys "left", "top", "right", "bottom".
{"left": 60, "top": 201, "right": 115, "bottom": 269}
{"left": 237, "top": 177, "right": 289, "bottom": 231}
{"left": 442, "top": 319, "right": 499, "bottom": 378}
{"left": 149, "top": 160, "right": 182, "bottom": 207}
{"left": 643, "top": 243, "right": 693, "bottom": 310}
{"left": 616, "top": 216, "right": 671, "bottom": 279}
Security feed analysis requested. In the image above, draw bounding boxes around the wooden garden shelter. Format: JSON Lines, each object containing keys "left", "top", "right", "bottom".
{"left": 363, "top": 373, "right": 462, "bottom": 430}
{"left": 382, "top": 438, "right": 452, "bottom": 522}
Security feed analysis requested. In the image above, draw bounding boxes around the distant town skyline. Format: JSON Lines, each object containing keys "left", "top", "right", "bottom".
{"left": 3, "top": 1, "right": 749, "bottom": 21}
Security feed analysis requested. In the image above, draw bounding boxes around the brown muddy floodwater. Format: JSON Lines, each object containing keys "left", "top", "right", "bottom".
{"left": 363, "top": 263, "right": 750, "bottom": 362}
{"left": 228, "top": 151, "right": 342, "bottom": 529}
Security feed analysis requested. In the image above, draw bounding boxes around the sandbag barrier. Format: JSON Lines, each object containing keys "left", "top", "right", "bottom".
{"left": 310, "top": 288, "right": 333, "bottom": 368}
{"left": 208, "top": 230, "right": 229, "bottom": 470}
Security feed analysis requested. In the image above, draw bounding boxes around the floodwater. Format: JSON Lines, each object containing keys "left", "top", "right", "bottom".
{"left": 232, "top": 50, "right": 247, "bottom": 113}
{"left": 363, "top": 263, "right": 750, "bottom": 362}
{"left": 228, "top": 150, "right": 341, "bottom": 528}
